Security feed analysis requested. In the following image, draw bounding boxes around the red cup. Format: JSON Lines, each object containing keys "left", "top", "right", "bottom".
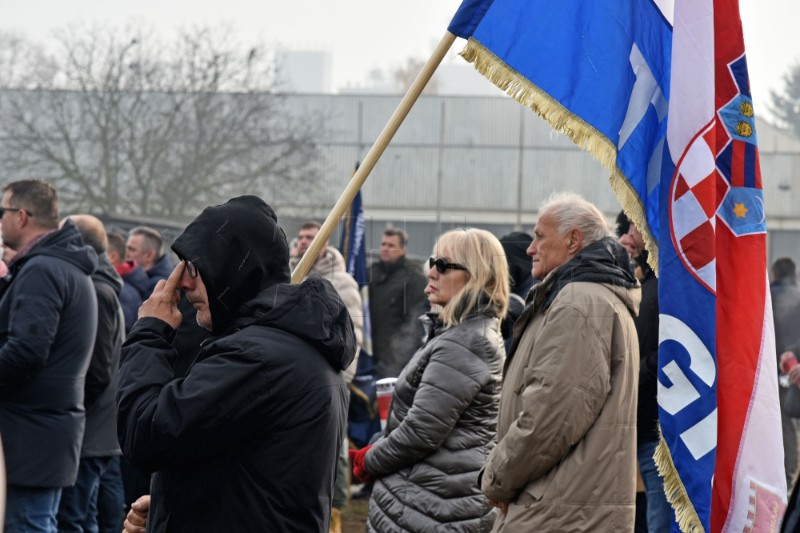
{"left": 376, "top": 378, "right": 397, "bottom": 430}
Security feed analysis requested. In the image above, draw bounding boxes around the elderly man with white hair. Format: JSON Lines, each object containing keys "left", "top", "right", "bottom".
{"left": 481, "top": 192, "right": 641, "bottom": 532}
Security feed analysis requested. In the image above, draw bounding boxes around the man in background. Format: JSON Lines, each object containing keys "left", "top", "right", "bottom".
{"left": 771, "top": 257, "right": 800, "bottom": 490}
{"left": 126, "top": 226, "right": 172, "bottom": 294}
{"left": 108, "top": 231, "right": 150, "bottom": 332}
{"left": 368, "top": 228, "right": 427, "bottom": 379}
{"left": 57, "top": 215, "right": 126, "bottom": 533}
{"left": 619, "top": 214, "right": 672, "bottom": 531}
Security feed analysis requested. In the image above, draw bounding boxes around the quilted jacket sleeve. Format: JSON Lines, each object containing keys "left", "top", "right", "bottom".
{"left": 364, "top": 330, "right": 491, "bottom": 477}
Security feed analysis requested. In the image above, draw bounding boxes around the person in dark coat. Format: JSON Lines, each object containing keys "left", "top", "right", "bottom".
{"left": 125, "top": 226, "right": 173, "bottom": 295}
{"left": 771, "top": 258, "right": 800, "bottom": 491}
{"left": 116, "top": 195, "right": 355, "bottom": 533}
{"left": 0, "top": 180, "right": 98, "bottom": 532}
{"left": 351, "top": 228, "right": 508, "bottom": 532}
{"left": 57, "top": 215, "right": 126, "bottom": 533}
{"left": 499, "top": 231, "right": 535, "bottom": 353}
{"left": 619, "top": 214, "right": 672, "bottom": 532}
{"left": 108, "top": 231, "right": 150, "bottom": 333}
{"left": 368, "top": 228, "right": 428, "bottom": 379}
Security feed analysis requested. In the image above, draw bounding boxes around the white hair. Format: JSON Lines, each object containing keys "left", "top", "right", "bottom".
{"left": 538, "top": 192, "right": 613, "bottom": 247}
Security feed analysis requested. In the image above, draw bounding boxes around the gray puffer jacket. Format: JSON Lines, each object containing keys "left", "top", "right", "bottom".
{"left": 365, "top": 312, "right": 504, "bottom": 533}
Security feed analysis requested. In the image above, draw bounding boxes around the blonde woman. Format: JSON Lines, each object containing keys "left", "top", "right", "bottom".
{"left": 350, "top": 228, "right": 509, "bottom": 533}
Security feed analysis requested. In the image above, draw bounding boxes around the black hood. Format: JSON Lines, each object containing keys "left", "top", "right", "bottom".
{"left": 226, "top": 275, "right": 356, "bottom": 372}
{"left": 22, "top": 220, "right": 97, "bottom": 276}
{"left": 500, "top": 231, "right": 534, "bottom": 291}
{"left": 171, "top": 195, "right": 291, "bottom": 335}
{"left": 541, "top": 236, "right": 638, "bottom": 310}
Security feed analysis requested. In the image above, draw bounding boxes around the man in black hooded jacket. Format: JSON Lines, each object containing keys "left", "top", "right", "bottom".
{"left": 116, "top": 195, "right": 355, "bottom": 533}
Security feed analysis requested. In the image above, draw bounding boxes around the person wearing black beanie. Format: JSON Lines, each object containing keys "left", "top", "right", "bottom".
{"left": 117, "top": 195, "right": 356, "bottom": 532}
{"left": 498, "top": 231, "right": 536, "bottom": 353}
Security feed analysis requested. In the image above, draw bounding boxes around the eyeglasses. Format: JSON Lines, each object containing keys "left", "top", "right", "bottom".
{"left": 428, "top": 256, "right": 468, "bottom": 274}
{"left": 0, "top": 206, "right": 23, "bottom": 218}
{"left": 184, "top": 260, "right": 199, "bottom": 279}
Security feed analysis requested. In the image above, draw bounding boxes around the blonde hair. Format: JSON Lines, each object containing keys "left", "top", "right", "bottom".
{"left": 433, "top": 228, "right": 509, "bottom": 328}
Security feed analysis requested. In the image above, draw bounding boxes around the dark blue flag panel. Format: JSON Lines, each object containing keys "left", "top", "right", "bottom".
{"left": 339, "top": 189, "right": 381, "bottom": 448}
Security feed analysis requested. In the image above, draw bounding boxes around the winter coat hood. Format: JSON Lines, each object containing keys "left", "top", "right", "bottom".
{"left": 13, "top": 220, "right": 97, "bottom": 276}
{"left": 171, "top": 195, "right": 291, "bottom": 335}
{"left": 227, "top": 275, "right": 356, "bottom": 373}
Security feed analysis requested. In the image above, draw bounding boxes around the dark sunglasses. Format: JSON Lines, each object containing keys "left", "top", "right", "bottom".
{"left": 428, "top": 256, "right": 468, "bottom": 274}
{"left": 0, "top": 207, "right": 24, "bottom": 217}
{"left": 184, "top": 260, "right": 199, "bottom": 279}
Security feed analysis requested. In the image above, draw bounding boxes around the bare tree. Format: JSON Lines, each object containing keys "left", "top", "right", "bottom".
{"left": 769, "top": 61, "right": 800, "bottom": 138}
{"left": 393, "top": 57, "right": 439, "bottom": 94}
{"left": 0, "top": 25, "right": 326, "bottom": 219}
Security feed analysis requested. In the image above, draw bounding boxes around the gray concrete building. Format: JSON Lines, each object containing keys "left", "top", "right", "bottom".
{"left": 1, "top": 90, "right": 798, "bottom": 264}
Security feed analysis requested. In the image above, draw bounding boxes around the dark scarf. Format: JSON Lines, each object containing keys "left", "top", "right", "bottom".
{"left": 541, "top": 236, "right": 638, "bottom": 311}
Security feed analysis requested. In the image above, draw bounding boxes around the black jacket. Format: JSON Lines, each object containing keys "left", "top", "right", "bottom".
{"left": 368, "top": 256, "right": 428, "bottom": 378}
{"left": 635, "top": 263, "right": 660, "bottom": 444}
{"left": 144, "top": 255, "right": 174, "bottom": 295}
{"left": 0, "top": 221, "right": 98, "bottom": 487}
{"left": 117, "top": 195, "right": 355, "bottom": 532}
{"left": 83, "top": 254, "right": 125, "bottom": 457}
{"left": 120, "top": 263, "right": 150, "bottom": 332}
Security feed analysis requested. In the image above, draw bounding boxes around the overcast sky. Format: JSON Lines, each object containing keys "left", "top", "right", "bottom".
{"left": 2, "top": 0, "right": 798, "bottom": 119}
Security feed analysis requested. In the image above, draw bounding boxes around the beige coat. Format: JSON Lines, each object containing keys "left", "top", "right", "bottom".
{"left": 482, "top": 272, "right": 640, "bottom": 532}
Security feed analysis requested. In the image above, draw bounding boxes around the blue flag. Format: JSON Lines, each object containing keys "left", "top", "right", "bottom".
{"left": 450, "top": 0, "right": 671, "bottom": 247}
{"left": 449, "top": 0, "right": 786, "bottom": 531}
{"left": 339, "top": 188, "right": 380, "bottom": 448}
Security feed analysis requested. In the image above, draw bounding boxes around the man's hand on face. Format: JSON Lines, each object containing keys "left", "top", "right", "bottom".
{"left": 138, "top": 261, "right": 185, "bottom": 329}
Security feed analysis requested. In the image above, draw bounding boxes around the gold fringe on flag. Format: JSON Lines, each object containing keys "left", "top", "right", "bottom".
{"left": 460, "top": 38, "right": 659, "bottom": 276}
{"left": 462, "top": 36, "right": 703, "bottom": 530}
{"left": 654, "top": 436, "right": 706, "bottom": 532}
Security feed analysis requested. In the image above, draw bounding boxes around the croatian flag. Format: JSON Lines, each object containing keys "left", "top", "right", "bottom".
{"left": 449, "top": 0, "right": 786, "bottom": 530}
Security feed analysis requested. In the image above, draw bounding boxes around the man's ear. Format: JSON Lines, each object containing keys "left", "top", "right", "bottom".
{"left": 569, "top": 229, "right": 584, "bottom": 253}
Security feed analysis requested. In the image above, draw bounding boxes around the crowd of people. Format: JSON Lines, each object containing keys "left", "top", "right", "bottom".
{"left": 0, "top": 178, "right": 796, "bottom": 532}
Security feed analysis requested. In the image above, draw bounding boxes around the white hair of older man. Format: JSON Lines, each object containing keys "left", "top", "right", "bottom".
{"left": 538, "top": 192, "right": 614, "bottom": 247}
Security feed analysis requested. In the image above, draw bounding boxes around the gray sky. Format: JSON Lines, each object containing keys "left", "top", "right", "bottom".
{"left": 2, "top": 0, "right": 798, "bottom": 119}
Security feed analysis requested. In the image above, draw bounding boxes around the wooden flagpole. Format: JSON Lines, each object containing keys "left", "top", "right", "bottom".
{"left": 291, "top": 31, "right": 457, "bottom": 283}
